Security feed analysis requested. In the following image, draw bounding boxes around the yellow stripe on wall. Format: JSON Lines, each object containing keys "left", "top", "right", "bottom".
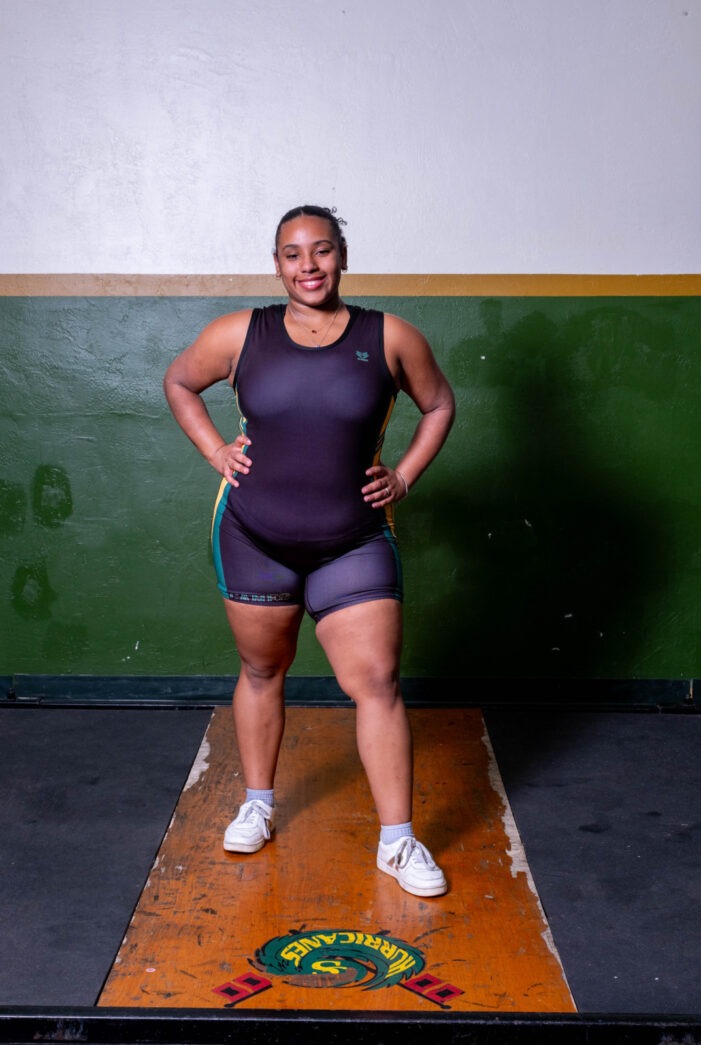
{"left": 1, "top": 274, "right": 700, "bottom": 297}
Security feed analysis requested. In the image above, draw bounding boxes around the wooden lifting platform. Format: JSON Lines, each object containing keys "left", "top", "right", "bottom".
{"left": 99, "top": 706, "right": 575, "bottom": 1014}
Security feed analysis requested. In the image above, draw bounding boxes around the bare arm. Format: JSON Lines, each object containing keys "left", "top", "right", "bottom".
{"left": 364, "top": 313, "right": 455, "bottom": 505}
{"left": 163, "top": 310, "right": 253, "bottom": 485}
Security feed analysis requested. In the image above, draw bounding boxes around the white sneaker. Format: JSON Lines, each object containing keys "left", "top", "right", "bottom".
{"left": 223, "top": 799, "right": 275, "bottom": 853}
{"left": 377, "top": 836, "right": 447, "bottom": 897}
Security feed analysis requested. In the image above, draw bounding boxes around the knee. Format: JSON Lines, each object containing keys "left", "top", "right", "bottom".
{"left": 339, "top": 663, "right": 402, "bottom": 707}
{"left": 239, "top": 655, "right": 291, "bottom": 691}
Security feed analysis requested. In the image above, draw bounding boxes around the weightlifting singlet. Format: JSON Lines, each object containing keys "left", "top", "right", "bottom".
{"left": 224, "top": 304, "right": 397, "bottom": 546}
{"left": 211, "top": 305, "right": 403, "bottom": 619}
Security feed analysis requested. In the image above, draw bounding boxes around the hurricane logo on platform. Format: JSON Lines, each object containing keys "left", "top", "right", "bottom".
{"left": 254, "top": 929, "right": 425, "bottom": 990}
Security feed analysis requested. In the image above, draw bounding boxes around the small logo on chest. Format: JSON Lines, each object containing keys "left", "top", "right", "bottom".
{"left": 355, "top": 351, "right": 369, "bottom": 363}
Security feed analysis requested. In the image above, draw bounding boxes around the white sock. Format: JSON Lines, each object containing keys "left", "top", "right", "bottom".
{"left": 380, "top": 821, "right": 414, "bottom": 846}
{"left": 246, "top": 788, "right": 274, "bottom": 807}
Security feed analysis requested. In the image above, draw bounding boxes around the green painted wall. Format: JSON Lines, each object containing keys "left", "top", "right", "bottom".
{"left": 1, "top": 295, "right": 700, "bottom": 681}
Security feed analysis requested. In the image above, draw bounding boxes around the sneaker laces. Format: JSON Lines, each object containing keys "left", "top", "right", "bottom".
{"left": 393, "top": 837, "right": 436, "bottom": 870}
{"left": 238, "top": 800, "right": 272, "bottom": 838}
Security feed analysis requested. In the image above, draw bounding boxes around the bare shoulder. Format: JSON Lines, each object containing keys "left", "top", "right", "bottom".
{"left": 165, "top": 308, "right": 254, "bottom": 392}
{"left": 383, "top": 310, "right": 429, "bottom": 349}
{"left": 383, "top": 310, "right": 435, "bottom": 378}
{"left": 382, "top": 311, "right": 453, "bottom": 412}
{"left": 193, "top": 308, "right": 254, "bottom": 354}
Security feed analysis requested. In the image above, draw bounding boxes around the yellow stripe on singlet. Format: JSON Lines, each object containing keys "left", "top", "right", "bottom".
{"left": 211, "top": 477, "right": 230, "bottom": 543}
{"left": 373, "top": 394, "right": 398, "bottom": 535}
{"left": 210, "top": 386, "right": 247, "bottom": 545}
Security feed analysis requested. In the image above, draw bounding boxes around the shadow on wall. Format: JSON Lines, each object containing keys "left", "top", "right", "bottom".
{"left": 1, "top": 295, "right": 693, "bottom": 681}
{"left": 402, "top": 300, "right": 679, "bottom": 681}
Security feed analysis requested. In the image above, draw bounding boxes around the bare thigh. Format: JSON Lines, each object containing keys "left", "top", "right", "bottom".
{"left": 223, "top": 600, "right": 305, "bottom": 679}
{"left": 315, "top": 598, "right": 403, "bottom": 699}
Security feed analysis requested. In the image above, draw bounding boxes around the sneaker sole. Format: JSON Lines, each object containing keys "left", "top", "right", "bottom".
{"left": 223, "top": 831, "right": 273, "bottom": 854}
{"left": 377, "top": 856, "right": 448, "bottom": 898}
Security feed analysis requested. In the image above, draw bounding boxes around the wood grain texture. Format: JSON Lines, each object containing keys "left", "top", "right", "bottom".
{"left": 99, "top": 707, "right": 575, "bottom": 1013}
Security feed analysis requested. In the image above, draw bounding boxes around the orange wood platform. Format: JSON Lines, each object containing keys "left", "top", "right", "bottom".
{"left": 98, "top": 706, "right": 575, "bottom": 1013}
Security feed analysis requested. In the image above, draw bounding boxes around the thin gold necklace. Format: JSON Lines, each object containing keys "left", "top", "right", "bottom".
{"left": 286, "top": 303, "right": 341, "bottom": 348}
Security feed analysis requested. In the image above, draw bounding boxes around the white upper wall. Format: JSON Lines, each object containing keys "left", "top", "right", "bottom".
{"left": 2, "top": 0, "right": 700, "bottom": 274}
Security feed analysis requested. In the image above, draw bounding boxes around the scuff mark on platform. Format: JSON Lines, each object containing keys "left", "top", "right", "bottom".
{"left": 481, "top": 723, "right": 575, "bottom": 995}
{"left": 184, "top": 725, "right": 212, "bottom": 791}
{"left": 481, "top": 724, "right": 530, "bottom": 880}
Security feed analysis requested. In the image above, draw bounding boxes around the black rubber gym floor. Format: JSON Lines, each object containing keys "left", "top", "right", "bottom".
{"left": 0, "top": 702, "right": 699, "bottom": 1041}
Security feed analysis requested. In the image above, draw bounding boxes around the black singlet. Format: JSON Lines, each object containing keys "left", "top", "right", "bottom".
{"left": 225, "top": 304, "right": 398, "bottom": 547}
{"left": 210, "top": 305, "right": 404, "bottom": 619}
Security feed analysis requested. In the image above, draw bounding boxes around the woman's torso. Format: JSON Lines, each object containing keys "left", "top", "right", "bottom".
{"left": 226, "top": 304, "right": 398, "bottom": 546}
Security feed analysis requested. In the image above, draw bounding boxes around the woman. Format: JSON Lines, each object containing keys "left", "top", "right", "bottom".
{"left": 164, "top": 205, "right": 455, "bottom": 897}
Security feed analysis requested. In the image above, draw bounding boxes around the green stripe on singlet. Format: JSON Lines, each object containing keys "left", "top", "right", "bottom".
{"left": 211, "top": 478, "right": 231, "bottom": 591}
{"left": 211, "top": 387, "right": 250, "bottom": 593}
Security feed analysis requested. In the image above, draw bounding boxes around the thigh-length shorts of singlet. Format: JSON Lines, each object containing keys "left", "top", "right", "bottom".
{"left": 213, "top": 501, "right": 403, "bottom": 623}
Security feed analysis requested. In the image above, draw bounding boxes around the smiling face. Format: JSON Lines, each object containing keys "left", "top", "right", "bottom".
{"left": 274, "top": 214, "right": 347, "bottom": 310}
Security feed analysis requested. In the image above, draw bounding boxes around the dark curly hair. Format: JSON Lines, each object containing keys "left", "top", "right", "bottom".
{"left": 274, "top": 205, "right": 348, "bottom": 253}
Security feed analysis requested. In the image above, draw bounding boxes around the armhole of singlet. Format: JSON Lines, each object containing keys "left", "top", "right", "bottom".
{"left": 231, "top": 306, "right": 262, "bottom": 389}
{"left": 378, "top": 311, "right": 401, "bottom": 395}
